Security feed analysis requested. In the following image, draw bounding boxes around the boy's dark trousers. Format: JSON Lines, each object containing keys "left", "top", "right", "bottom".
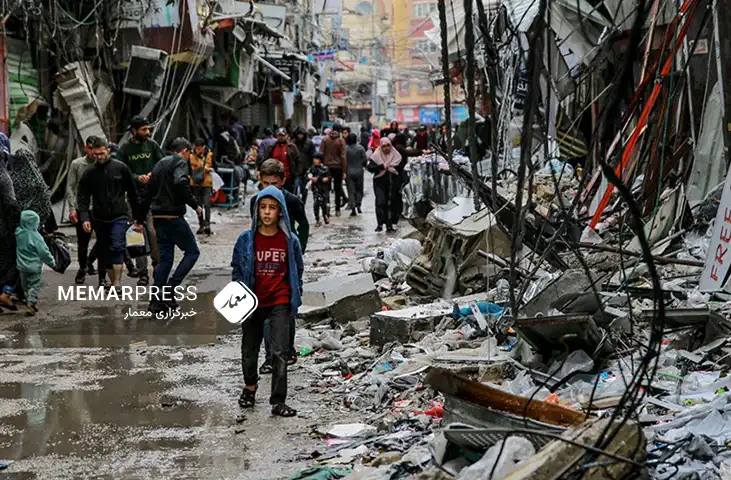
{"left": 264, "top": 314, "right": 296, "bottom": 363}
{"left": 241, "top": 304, "right": 291, "bottom": 404}
{"left": 312, "top": 190, "right": 330, "bottom": 221}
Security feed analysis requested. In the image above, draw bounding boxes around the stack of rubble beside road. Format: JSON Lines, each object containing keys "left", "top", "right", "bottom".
{"left": 287, "top": 159, "right": 731, "bottom": 479}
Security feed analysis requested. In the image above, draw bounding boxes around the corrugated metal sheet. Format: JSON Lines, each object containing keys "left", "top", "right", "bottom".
{"left": 55, "top": 62, "right": 106, "bottom": 143}
{"left": 6, "top": 37, "right": 40, "bottom": 131}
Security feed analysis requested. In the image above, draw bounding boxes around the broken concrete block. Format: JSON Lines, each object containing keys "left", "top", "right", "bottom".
{"left": 369, "top": 293, "right": 489, "bottom": 347}
{"left": 505, "top": 418, "right": 646, "bottom": 479}
{"left": 300, "top": 273, "right": 382, "bottom": 324}
{"left": 303, "top": 273, "right": 376, "bottom": 307}
{"left": 370, "top": 312, "right": 437, "bottom": 348}
{"left": 329, "top": 289, "right": 382, "bottom": 325}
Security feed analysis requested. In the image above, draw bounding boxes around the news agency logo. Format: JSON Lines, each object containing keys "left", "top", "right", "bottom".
{"left": 214, "top": 281, "right": 258, "bottom": 324}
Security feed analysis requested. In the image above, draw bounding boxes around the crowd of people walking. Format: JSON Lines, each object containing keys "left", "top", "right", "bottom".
{"left": 0, "top": 116, "right": 447, "bottom": 419}
{"left": 0, "top": 118, "right": 437, "bottom": 312}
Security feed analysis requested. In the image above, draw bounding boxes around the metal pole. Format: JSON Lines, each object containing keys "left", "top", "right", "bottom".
{"left": 437, "top": 0, "right": 453, "bottom": 164}
{"left": 463, "top": 0, "right": 480, "bottom": 211}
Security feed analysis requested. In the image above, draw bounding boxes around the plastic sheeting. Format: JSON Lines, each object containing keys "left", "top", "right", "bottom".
{"left": 425, "top": 0, "right": 609, "bottom": 67}
{"left": 424, "top": 0, "right": 502, "bottom": 60}
{"left": 402, "top": 155, "right": 468, "bottom": 220}
{"left": 687, "top": 81, "right": 726, "bottom": 208}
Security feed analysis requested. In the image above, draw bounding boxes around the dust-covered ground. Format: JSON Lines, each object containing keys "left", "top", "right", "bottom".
{"left": 0, "top": 181, "right": 412, "bottom": 479}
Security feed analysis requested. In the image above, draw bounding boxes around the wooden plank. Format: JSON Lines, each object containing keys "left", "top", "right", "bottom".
{"left": 425, "top": 368, "right": 586, "bottom": 427}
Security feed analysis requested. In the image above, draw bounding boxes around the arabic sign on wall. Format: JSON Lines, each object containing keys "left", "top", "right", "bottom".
{"left": 395, "top": 108, "right": 419, "bottom": 124}
{"left": 452, "top": 106, "right": 468, "bottom": 123}
{"left": 420, "top": 107, "right": 441, "bottom": 124}
{"left": 309, "top": 49, "right": 338, "bottom": 62}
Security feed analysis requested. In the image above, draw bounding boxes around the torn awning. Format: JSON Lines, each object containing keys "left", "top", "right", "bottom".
{"left": 425, "top": 0, "right": 613, "bottom": 68}
{"left": 423, "top": 0, "right": 501, "bottom": 59}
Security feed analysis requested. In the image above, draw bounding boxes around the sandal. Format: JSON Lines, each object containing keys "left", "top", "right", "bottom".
{"left": 272, "top": 403, "right": 297, "bottom": 417}
{"left": 259, "top": 362, "right": 273, "bottom": 375}
{"left": 238, "top": 388, "right": 256, "bottom": 408}
{"left": 287, "top": 355, "right": 298, "bottom": 366}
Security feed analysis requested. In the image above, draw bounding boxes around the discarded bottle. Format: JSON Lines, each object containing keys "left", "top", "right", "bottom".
{"left": 344, "top": 393, "right": 365, "bottom": 409}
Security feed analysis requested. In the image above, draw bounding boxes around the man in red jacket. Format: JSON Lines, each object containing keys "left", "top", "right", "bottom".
{"left": 265, "top": 128, "right": 300, "bottom": 193}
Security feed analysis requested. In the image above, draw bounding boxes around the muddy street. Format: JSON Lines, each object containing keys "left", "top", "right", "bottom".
{"left": 0, "top": 183, "right": 410, "bottom": 479}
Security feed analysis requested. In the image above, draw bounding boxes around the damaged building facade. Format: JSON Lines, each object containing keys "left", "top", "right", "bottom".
{"left": 0, "top": 0, "right": 337, "bottom": 199}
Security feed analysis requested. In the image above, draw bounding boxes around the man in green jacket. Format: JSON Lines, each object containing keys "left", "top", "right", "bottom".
{"left": 118, "top": 115, "right": 164, "bottom": 286}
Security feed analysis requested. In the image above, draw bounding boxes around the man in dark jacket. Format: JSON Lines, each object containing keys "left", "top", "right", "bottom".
{"left": 78, "top": 137, "right": 146, "bottom": 289}
{"left": 138, "top": 138, "right": 202, "bottom": 313}
{"left": 415, "top": 125, "right": 430, "bottom": 150}
{"left": 292, "top": 127, "right": 315, "bottom": 205}
{"left": 264, "top": 128, "right": 301, "bottom": 193}
{"left": 359, "top": 126, "right": 370, "bottom": 150}
{"left": 256, "top": 128, "right": 277, "bottom": 165}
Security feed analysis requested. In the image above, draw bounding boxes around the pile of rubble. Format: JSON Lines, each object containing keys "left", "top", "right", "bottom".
{"left": 285, "top": 152, "right": 731, "bottom": 479}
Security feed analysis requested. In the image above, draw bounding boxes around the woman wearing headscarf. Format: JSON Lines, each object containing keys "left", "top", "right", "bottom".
{"left": 1, "top": 146, "right": 54, "bottom": 308}
{"left": 366, "top": 138, "right": 403, "bottom": 232}
{"left": 9, "top": 148, "right": 53, "bottom": 229}
{"left": 0, "top": 134, "right": 21, "bottom": 309}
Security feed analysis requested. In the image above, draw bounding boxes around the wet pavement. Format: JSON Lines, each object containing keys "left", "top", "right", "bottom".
{"left": 0, "top": 182, "right": 413, "bottom": 479}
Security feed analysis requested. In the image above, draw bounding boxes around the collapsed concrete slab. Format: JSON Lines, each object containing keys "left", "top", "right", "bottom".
{"left": 406, "top": 197, "right": 510, "bottom": 298}
{"left": 370, "top": 293, "right": 489, "bottom": 347}
{"left": 303, "top": 273, "right": 376, "bottom": 306}
{"left": 301, "top": 273, "right": 382, "bottom": 324}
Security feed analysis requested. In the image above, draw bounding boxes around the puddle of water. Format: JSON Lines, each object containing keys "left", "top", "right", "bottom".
{"left": 0, "top": 367, "right": 233, "bottom": 459}
{"left": 1, "top": 292, "right": 238, "bottom": 349}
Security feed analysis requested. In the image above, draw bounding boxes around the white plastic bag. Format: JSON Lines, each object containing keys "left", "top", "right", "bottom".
{"left": 125, "top": 225, "right": 145, "bottom": 247}
{"left": 211, "top": 171, "right": 224, "bottom": 192}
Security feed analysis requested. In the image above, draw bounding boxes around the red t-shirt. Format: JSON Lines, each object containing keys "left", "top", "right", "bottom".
{"left": 254, "top": 230, "right": 291, "bottom": 307}
{"left": 271, "top": 143, "right": 290, "bottom": 179}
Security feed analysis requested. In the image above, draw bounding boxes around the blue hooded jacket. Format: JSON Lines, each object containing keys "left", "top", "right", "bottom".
{"left": 15, "top": 210, "right": 55, "bottom": 273}
{"left": 231, "top": 186, "right": 303, "bottom": 310}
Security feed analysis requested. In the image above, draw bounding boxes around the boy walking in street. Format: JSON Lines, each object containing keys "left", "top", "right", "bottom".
{"left": 233, "top": 186, "right": 303, "bottom": 417}
{"left": 15, "top": 211, "right": 55, "bottom": 316}
{"left": 308, "top": 153, "right": 331, "bottom": 226}
{"left": 248, "top": 159, "right": 308, "bottom": 373}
